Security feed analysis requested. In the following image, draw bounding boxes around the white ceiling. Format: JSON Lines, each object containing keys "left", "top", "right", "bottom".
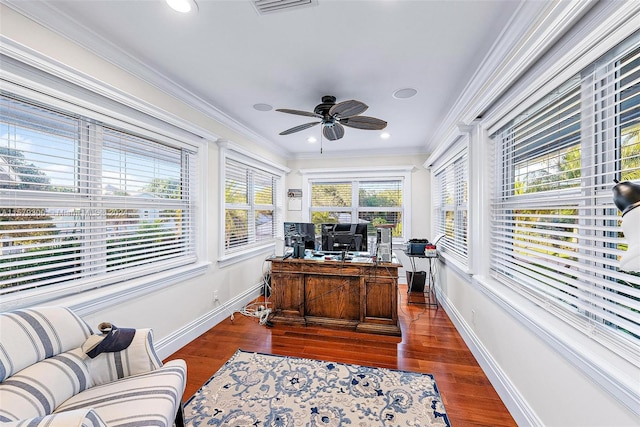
{"left": 7, "top": 0, "right": 523, "bottom": 158}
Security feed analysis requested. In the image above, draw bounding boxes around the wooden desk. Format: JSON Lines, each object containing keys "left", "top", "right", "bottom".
{"left": 269, "top": 256, "right": 401, "bottom": 336}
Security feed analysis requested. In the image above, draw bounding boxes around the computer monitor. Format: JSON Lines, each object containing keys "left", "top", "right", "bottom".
{"left": 321, "top": 223, "right": 368, "bottom": 252}
{"left": 284, "top": 222, "right": 316, "bottom": 250}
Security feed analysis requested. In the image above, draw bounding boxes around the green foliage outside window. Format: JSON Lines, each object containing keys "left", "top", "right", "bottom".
{"left": 1, "top": 146, "right": 187, "bottom": 289}
{"left": 310, "top": 181, "right": 403, "bottom": 237}
{"left": 143, "top": 178, "right": 182, "bottom": 199}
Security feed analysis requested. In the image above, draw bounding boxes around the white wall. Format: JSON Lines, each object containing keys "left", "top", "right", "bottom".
{"left": 287, "top": 154, "right": 430, "bottom": 225}
{"left": 437, "top": 265, "right": 639, "bottom": 427}
{"left": 0, "top": 4, "right": 283, "bottom": 355}
{"left": 286, "top": 154, "right": 431, "bottom": 275}
{"left": 0, "top": 3, "right": 431, "bottom": 358}
{"left": 3, "top": 3, "right": 638, "bottom": 426}
{"left": 428, "top": 2, "right": 640, "bottom": 425}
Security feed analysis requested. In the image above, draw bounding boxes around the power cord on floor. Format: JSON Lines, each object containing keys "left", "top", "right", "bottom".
{"left": 397, "top": 284, "right": 429, "bottom": 324}
{"left": 236, "top": 303, "right": 273, "bottom": 327}
{"left": 233, "top": 256, "right": 274, "bottom": 327}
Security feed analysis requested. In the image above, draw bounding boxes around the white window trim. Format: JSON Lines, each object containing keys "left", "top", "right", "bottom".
{"left": 485, "top": 1, "right": 640, "bottom": 135}
{"left": 300, "top": 166, "right": 413, "bottom": 244}
{"left": 1, "top": 38, "right": 219, "bottom": 146}
{"left": 477, "top": 22, "right": 640, "bottom": 416}
{"left": 473, "top": 273, "right": 640, "bottom": 417}
{"left": 0, "top": 45, "right": 210, "bottom": 312}
{"left": 427, "top": 135, "right": 471, "bottom": 274}
{"left": 217, "top": 141, "right": 289, "bottom": 266}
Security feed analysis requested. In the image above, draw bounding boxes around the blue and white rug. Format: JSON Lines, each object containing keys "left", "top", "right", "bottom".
{"left": 184, "top": 349, "right": 451, "bottom": 426}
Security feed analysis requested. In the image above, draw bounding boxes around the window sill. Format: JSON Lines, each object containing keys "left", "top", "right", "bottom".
{"left": 438, "top": 251, "right": 472, "bottom": 277}
{"left": 218, "top": 244, "right": 275, "bottom": 268}
{"left": 471, "top": 274, "right": 640, "bottom": 417}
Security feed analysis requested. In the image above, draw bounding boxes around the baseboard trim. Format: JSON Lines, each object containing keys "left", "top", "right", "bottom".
{"left": 155, "top": 283, "right": 263, "bottom": 360}
{"left": 158, "top": 281, "right": 541, "bottom": 425}
{"left": 436, "top": 288, "right": 542, "bottom": 426}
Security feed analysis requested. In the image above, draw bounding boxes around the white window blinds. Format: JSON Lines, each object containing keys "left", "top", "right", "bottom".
{"left": 101, "top": 127, "right": 195, "bottom": 271}
{"left": 224, "top": 157, "right": 279, "bottom": 252}
{"left": 310, "top": 179, "right": 403, "bottom": 238}
{"left": 433, "top": 151, "right": 469, "bottom": 264}
{"left": 491, "top": 42, "right": 640, "bottom": 340}
{"left": 0, "top": 93, "right": 197, "bottom": 294}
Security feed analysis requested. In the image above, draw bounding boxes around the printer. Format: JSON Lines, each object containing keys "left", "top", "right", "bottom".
{"left": 407, "top": 238, "right": 430, "bottom": 255}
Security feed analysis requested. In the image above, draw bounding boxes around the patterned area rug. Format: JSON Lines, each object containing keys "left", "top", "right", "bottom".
{"left": 184, "top": 349, "right": 451, "bottom": 426}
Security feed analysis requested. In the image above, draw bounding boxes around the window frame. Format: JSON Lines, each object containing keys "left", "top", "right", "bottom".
{"left": 485, "top": 32, "right": 640, "bottom": 414}
{"left": 217, "top": 141, "right": 287, "bottom": 264}
{"left": 431, "top": 137, "right": 469, "bottom": 267}
{"left": 0, "top": 56, "right": 207, "bottom": 313}
{"left": 300, "top": 166, "right": 413, "bottom": 245}
{"left": 491, "top": 40, "right": 640, "bottom": 341}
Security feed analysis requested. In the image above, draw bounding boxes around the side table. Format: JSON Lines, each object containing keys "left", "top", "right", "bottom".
{"left": 404, "top": 251, "right": 438, "bottom": 309}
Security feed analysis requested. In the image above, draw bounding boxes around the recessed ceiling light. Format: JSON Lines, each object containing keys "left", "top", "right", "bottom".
{"left": 380, "top": 132, "right": 391, "bottom": 139}
{"left": 166, "top": 0, "right": 198, "bottom": 13}
{"left": 253, "top": 103, "right": 273, "bottom": 111}
{"left": 307, "top": 136, "right": 317, "bottom": 143}
{"left": 393, "top": 88, "right": 417, "bottom": 99}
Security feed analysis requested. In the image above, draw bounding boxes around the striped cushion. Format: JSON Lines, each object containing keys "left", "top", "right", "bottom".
{"left": 82, "top": 329, "right": 163, "bottom": 387}
{"left": 0, "top": 408, "right": 107, "bottom": 427}
{"left": 54, "top": 360, "right": 187, "bottom": 427}
{"left": 0, "top": 307, "right": 93, "bottom": 382}
{"left": 0, "top": 348, "right": 93, "bottom": 422}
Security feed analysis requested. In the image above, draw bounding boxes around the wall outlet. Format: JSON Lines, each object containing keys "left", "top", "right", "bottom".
{"left": 213, "top": 290, "right": 219, "bottom": 302}
{"left": 471, "top": 309, "right": 476, "bottom": 327}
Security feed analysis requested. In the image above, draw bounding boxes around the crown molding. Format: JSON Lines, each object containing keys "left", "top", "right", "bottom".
{"left": 485, "top": 0, "right": 640, "bottom": 134}
{"left": 217, "top": 140, "right": 290, "bottom": 175}
{"left": 425, "top": 133, "right": 467, "bottom": 170}
{"left": 0, "top": 37, "right": 215, "bottom": 147}
{"left": 428, "top": 0, "right": 597, "bottom": 151}
{"left": 290, "top": 145, "right": 429, "bottom": 161}
{"left": 298, "top": 165, "right": 416, "bottom": 176}
{"left": 3, "top": 0, "right": 291, "bottom": 160}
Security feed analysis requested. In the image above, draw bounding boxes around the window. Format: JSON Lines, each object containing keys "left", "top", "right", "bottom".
{"left": 221, "top": 145, "right": 284, "bottom": 255}
{"left": 0, "top": 92, "right": 197, "bottom": 296}
{"left": 308, "top": 175, "right": 406, "bottom": 240}
{"left": 432, "top": 148, "right": 469, "bottom": 265}
{"left": 491, "top": 41, "right": 640, "bottom": 342}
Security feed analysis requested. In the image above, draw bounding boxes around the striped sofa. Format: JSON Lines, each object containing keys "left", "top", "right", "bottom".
{"left": 0, "top": 306, "right": 186, "bottom": 427}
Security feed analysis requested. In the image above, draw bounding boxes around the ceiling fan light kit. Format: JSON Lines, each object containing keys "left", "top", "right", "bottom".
{"left": 276, "top": 95, "right": 387, "bottom": 141}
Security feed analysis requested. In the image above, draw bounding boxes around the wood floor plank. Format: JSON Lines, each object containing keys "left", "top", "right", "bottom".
{"left": 168, "top": 285, "right": 517, "bottom": 426}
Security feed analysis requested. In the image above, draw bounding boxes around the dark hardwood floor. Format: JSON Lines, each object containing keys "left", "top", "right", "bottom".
{"left": 168, "top": 285, "right": 517, "bottom": 426}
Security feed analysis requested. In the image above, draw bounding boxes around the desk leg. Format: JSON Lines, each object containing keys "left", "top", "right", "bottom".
{"left": 426, "top": 258, "right": 438, "bottom": 310}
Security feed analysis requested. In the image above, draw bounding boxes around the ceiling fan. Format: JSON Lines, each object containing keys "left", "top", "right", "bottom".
{"left": 276, "top": 95, "right": 387, "bottom": 141}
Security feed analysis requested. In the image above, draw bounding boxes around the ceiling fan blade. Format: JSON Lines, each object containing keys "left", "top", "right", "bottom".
{"left": 323, "top": 123, "right": 345, "bottom": 141}
{"left": 275, "top": 108, "right": 322, "bottom": 118}
{"left": 279, "top": 121, "right": 321, "bottom": 135}
{"left": 328, "top": 100, "right": 368, "bottom": 118}
{"left": 341, "top": 116, "right": 388, "bottom": 130}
